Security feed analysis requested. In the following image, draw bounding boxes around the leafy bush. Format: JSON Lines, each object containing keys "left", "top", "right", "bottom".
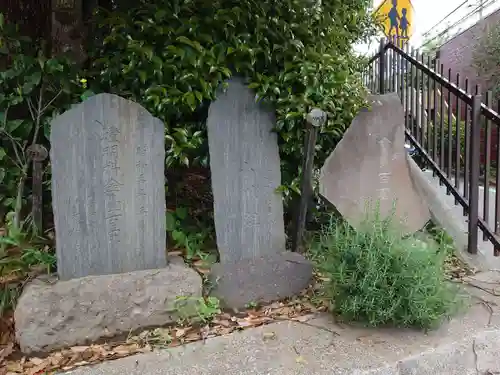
{"left": 310, "top": 215, "right": 462, "bottom": 329}
{"left": 0, "top": 13, "right": 87, "bottom": 222}
{"left": 433, "top": 117, "right": 466, "bottom": 158}
{"left": 88, "top": 0, "right": 375, "bottom": 201}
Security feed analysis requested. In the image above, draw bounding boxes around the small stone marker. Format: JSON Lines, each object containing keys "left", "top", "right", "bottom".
{"left": 27, "top": 144, "right": 48, "bottom": 235}
{"left": 50, "top": 93, "right": 167, "bottom": 280}
{"left": 207, "top": 77, "right": 312, "bottom": 309}
{"left": 319, "top": 93, "right": 430, "bottom": 234}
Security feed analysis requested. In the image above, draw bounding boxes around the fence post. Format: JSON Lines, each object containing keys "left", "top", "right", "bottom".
{"left": 468, "top": 92, "right": 481, "bottom": 254}
{"left": 27, "top": 144, "right": 48, "bottom": 236}
{"left": 291, "top": 108, "right": 326, "bottom": 253}
{"left": 378, "top": 38, "right": 386, "bottom": 94}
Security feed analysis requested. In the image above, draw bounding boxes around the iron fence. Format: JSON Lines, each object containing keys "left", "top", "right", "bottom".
{"left": 363, "top": 38, "right": 500, "bottom": 256}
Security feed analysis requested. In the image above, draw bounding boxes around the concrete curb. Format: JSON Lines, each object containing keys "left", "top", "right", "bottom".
{"left": 393, "top": 329, "right": 500, "bottom": 375}
{"left": 59, "top": 321, "right": 500, "bottom": 375}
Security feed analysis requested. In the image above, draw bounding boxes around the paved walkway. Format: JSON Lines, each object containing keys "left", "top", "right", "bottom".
{"left": 61, "top": 274, "right": 500, "bottom": 375}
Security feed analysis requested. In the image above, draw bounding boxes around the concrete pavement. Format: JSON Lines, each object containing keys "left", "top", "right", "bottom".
{"left": 61, "top": 281, "right": 500, "bottom": 375}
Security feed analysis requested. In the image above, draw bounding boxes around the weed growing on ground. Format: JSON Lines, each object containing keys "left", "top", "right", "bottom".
{"left": 174, "top": 296, "right": 221, "bottom": 325}
{"left": 0, "top": 215, "right": 56, "bottom": 316}
{"left": 309, "top": 215, "right": 464, "bottom": 329}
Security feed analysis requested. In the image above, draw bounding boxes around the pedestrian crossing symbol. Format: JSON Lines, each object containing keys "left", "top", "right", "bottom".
{"left": 374, "top": 0, "right": 414, "bottom": 48}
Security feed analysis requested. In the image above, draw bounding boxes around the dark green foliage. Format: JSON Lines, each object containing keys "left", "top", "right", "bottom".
{"left": 87, "top": 0, "right": 376, "bottom": 200}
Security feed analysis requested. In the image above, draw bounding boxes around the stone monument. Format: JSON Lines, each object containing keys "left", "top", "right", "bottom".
{"left": 15, "top": 94, "right": 202, "bottom": 353}
{"left": 50, "top": 93, "right": 167, "bottom": 280}
{"left": 207, "top": 77, "right": 312, "bottom": 309}
{"left": 319, "top": 93, "right": 431, "bottom": 234}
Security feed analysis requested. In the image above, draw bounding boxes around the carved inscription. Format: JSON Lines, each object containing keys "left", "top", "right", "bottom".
{"left": 51, "top": 93, "right": 167, "bottom": 280}
{"left": 318, "top": 93, "right": 431, "bottom": 235}
{"left": 377, "top": 137, "right": 391, "bottom": 201}
{"left": 136, "top": 145, "right": 148, "bottom": 255}
{"left": 102, "top": 124, "right": 124, "bottom": 247}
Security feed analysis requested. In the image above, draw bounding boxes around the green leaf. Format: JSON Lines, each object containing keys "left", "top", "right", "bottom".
{"left": 28, "top": 71, "right": 42, "bottom": 86}
{"left": 7, "top": 119, "right": 23, "bottom": 132}
{"left": 176, "top": 207, "right": 188, "bottom": 220}
{"left": 172, "top": 230, "right": 187, "bottom": 244}
{"left": 166, "top": 212, "right": 177, "bottom": 231}
{"left": 184, "top": 92, "right": 196, "bottom": 110}
{"left": 176, "top": 36, "right": 203, "bottom": 52}
{"left": 80, "top": 90, "right": 95, "bottom": 101}
{"left": 0, "top": 167, "right": 5, "bottom": 183}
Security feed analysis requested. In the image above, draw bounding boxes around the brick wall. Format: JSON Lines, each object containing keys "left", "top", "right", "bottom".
{"left": 438, "top": 8, "right": 500, "bottom": 96}
{"left": 437, "top": 9, "right": 500, "bottom": 164}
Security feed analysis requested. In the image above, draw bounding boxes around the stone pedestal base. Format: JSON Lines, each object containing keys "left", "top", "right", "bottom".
{"left": 14, "top": 257, "right": 202, "bottom": 354}
{"left": 209, "top": 252, "right": 313, "bottom": 309}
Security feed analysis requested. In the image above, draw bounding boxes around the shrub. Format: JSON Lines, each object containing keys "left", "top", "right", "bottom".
{"left": 88, "top": 0, "right": 376, "bottom": 203}
{"left": 310, "top": 215, "right": 462, "bottom": 329}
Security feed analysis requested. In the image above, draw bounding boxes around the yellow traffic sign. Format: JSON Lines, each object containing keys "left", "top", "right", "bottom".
{"left": 374, "top": 0, "right": 414, "bottom": 48}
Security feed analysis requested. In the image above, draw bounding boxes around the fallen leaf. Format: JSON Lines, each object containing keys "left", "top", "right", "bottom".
{"left": 29, "top": 357, "right": 45, "bottom": 366}
{"left": 0, "top": 343, "right": 14, "bottom": 362}
{"left": 295, "top": 355, "right": 308, "bottom": 364}
{"left": 70, "top": 346, "right": 90, "bottom": 353}
{"left": 212, "top": 318, "right": 232, "bottom": 328}
{"left": 291, "top": 314, "right": 315, "bottom": 323}
{"left": 175, "top": 328, "right": 189, "bottom": 338}
{"left": 113, "top": 344, "right": 139, "bottom": 355}
{"left": 26, "top": 362, "right": 48, "bottom": 375}
{"left": 236, "top": 320, "right": 253, "bottom": 327}
{"left": 168, "top": 250, "right": 183, "bottom": 257}
{"left": 6, "top": 361, "right": 23, "bottom": 372}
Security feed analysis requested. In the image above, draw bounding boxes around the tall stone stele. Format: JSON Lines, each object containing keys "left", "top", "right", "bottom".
{"left": 50, "top": 93, "right": 168, "bottom": 280}
{"left": 207, "top": 78, "right": 313, "bottom": 309}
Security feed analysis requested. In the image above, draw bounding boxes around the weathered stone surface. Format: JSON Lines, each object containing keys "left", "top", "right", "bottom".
{"left": 209, "top": 252, "right": 313, "bottom": 309}
{"left": 397, "top": 329, "right": 500, "bottom": 374}
{"left": 58, "top": 318, "right": 500, "bottom": 375}
{"left": 15, "top": 259, "right": 202, "bottom": 354}
{"left": 206, "top": 78, "right": 311, "bottom": 308}
{"left": 319, "top": 93, "right": 430, "bottom": 234}
{"left": 50, "top": 93, "right": 167, "bottom": 280}
{"left": 206, "top": 77, "right": 286, "bottom": 264}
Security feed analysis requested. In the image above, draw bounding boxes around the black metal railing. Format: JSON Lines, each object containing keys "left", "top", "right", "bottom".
{"left": 363, "top": 38, "right": 500, "bottom": 256}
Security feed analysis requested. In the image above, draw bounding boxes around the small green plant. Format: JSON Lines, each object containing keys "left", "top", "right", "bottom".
{"left": 166, "top": 207, "right": 213, "bottom": 262}
{"left": 310, "top": 214, "right": 463, "bottom": 329}
{"left": 425, "top": 222, "right": 455, "bottom": 257}
{"left": 0, "top": 213, "right": 56, "bottom": 316}
{"left": 174, "top": 296, "right": 221, "bottom": 324}
{"left": 245, "top": 301, "right": 259, "bottom": 309}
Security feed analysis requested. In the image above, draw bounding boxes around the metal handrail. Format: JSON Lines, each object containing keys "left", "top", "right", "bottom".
{"left": 364, "top": 38, "right": 500, "bottom": 256}
{"left": 387, "top": 42, "right": 500, "bottom": 126}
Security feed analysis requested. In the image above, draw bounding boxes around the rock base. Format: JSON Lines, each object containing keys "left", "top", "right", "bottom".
{"left": 14, "top": 258, "right": 202, "bottom": 354}
{"left": 209, "top": 251, "right": 313, "bottom": 309}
